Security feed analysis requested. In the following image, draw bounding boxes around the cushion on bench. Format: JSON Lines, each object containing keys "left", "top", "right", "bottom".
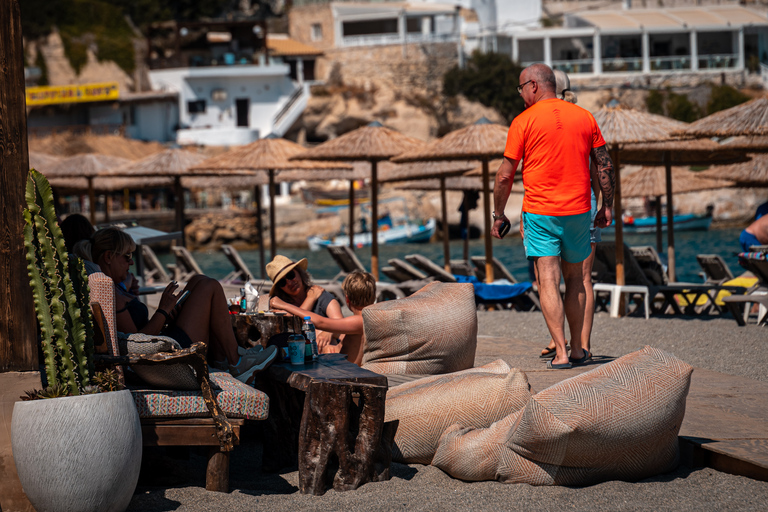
{"left": 432, "top": 346, "right": 693, "bottom": 485}
{"left": 131, "top": 371, "right": 269, "bottom": 420}
{"left": 362, "top": 282, "right": 478, "bottom": 375}
{"left": 386, "top": 360, "right": 531, "bottom": 464}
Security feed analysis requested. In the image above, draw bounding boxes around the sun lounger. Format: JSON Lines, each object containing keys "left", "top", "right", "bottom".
{"left": 322, "top": 246, "right": 408, "bottom": 301}
{"left": 721, "top": 252, "right": 768, "bottom": 326}
{"left": 170, "top": 246, "right": 204, "bottom": 282}
{"left": 449, "top": 259, "right": 474, "bottom": 277}
{"left": 470, "top": 256, "right": 541, "bottom": 310}
{"left": 387, "top": 258, "right": 428, "bottom": 282}
{"left": 405, "top": 254, "right": 457, "bottom": 283}
{"left": 629, "top": 245, "right": 669, "bottom": 285}
{"left": 696, "top": 254, "right": 735, "bottom": 285}
{"left": 140, "top": 245, "right": 171, "bottom": 284}
{"left": 326, "top": 245, "right": 367, "bottom": 281}
{"left": 221, "top": 244, "right": 255, "bottom": 284}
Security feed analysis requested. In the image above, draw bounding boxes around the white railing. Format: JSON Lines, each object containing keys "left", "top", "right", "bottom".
{"left": 650, "top": 56, "right": 691, "bottom": 71}
{"left": 551, "top": 59, "right": 594, "bottom": 74}
{"left": 698, "top": 54, "right": 738, "bottom": 70}
{"left": 272, "top": 83, "right": 308, "bottom": 136}
{"left": 602, "top": 57, "right": 643, "bottom": 73}
{"left": 342, "top": 32, "right": 459, "bottom": 48}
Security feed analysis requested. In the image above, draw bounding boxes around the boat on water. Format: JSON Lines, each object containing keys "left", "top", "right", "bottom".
{"left": 307, "top": 196, "right": 436, "bottom": 251}
{"left": 301, "top": 187, "right": 370, "bottom": 206}
{"left": 602, "top": 212, "right": 712, "bottom": 234}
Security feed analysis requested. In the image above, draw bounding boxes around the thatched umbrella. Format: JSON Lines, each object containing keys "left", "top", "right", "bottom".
{"left": 44, "top": 153, "right": 132, "bottom": 224}
{"left": 592, "top": 106, "right": 690, "bottom": 287}
{"left": 379, "top": 160, "right": 476, "bottom": 271}
{"left": 191, "top": 135, "right": 353, "bottom": 262}
{"left": 392, "top": 118, "right": 508, "bottom": 283}
{"left": 620, "top": 138, "right": 745, "bottom": 280}
{"left": 292, "top": 122, "right": 425, "bottom": 280}
{"left": 673, "top": 97, "right": 768, "bottom": 138}
{"left": 698, "top": 152, "right": 768, "bottom": 186}
{"left": 29, "top": 151, "right": 61, "bottom": 172}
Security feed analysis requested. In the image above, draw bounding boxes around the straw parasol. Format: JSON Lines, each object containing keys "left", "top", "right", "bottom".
{"left": 392, "top": 118, "right": 508, "bottom": 283}
{"left": 673, "top": 97, "right": 768, "bottom": 138}
{"left": 29, "top": 151, "right": 61, "bottom": 172}
{"left": 698, "top": 152, "right": 768, "bottom": 186}
{"left": 380, "top": 161, "right": 476, "bottom": 271}
{"left": 29, "top": 132, "right": 166, "bottom": 160}
{"left": 592, "top": 106, "right": 690, "bottom": 287}
{"left": 620, "top": 137, "right": 745, "bottom": 280}
{"left": 49, "top": 176, "right": 173, "bottom": 192}
{"left": 622, "top": 166, "right": 735, "bottom": 198}
{"left": 192, "top": 135, "right": 353, "bottom": 265}
{"left": 44, "top": 153, "right": 132, "bottom": 224}
{"left": 292, "top": 122, "right": 425, "bottom": 281}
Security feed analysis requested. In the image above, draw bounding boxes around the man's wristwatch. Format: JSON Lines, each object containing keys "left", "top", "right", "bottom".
{"left": 492, "top": 211, "right": 505, "bottom": 221}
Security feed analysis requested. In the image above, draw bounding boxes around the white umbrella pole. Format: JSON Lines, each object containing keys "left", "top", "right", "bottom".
{"left": 371, "top": 160, "right": 379, "bottom": 281}
{"left": 441, "top": 176, "right": 450, "bottom": 272}
{"left": 482, "top": 159, "right": 494, "bottom": 283}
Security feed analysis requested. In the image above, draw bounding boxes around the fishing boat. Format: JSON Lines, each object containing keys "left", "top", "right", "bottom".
{"left": 602, "top": 211, "right": 712, "bottom": 234}
{"left": 307, "top": 197, "right": 436, "bottom": 251}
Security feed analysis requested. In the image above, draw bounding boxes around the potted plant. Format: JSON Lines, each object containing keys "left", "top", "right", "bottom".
{"left": 11, "top": 170, "right": 142, "bottom": 512}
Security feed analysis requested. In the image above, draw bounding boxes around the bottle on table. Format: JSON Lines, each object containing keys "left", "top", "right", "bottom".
{"left": 239, "top": 287, "right": 246, "bottom": 313}
{"left": 302, "top": 316, "right": 319, "bottom": 361}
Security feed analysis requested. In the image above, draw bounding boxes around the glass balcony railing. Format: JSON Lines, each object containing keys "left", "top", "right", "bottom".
{"left": 650, "top": 56, "right": 691, "bottom": 71}
{"left": 698, "top": 54, "right": 737, "bottom": 70}
{"left": 602, "top": 57, "right": 643, "bottom": 73}
{"left": 551, "top": 59, "right": 594, "bottom": 74}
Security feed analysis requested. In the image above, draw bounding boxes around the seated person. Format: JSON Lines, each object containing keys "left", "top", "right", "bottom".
{"left": 270, "top": 271, "right": 376, "bottom": 366}
{"left": 740, "top": 214, "right": 768, "bottom": 251}
{"left": 79, "top": 228, "right": 276, "bottom": 383}
{"left": 61, "top": 213, "right": 100, "bottom": 275}
{"left": 267, "top": 255, "right": 344, "bottom": 348}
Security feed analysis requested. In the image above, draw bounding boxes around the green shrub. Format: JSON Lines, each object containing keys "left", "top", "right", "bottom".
{"left": 646, "top": 90, "right": 664, "bottom": 115}
{"left": 666, "top": 92, "right": 701, "bottom": 123}
{"left": 61, "top": 33, "right": 89, "bottom": 75}
{"left": 707, "top": 84, "right": 750, "bottom": 115}
{"left": 34, "top": 50, "right": 49, "bottom": 86}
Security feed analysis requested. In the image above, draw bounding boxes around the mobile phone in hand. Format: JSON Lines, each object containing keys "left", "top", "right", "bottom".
{"left": 499, "top": 219, "right": 511, "bottom": 238}
{"left": 172, "top": 290, "right": 190, "bottom": 316}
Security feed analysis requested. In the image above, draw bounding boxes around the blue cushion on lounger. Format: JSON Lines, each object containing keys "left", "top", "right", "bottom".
{"left": 453, "top": 274, "right": 533, "bottom": 301}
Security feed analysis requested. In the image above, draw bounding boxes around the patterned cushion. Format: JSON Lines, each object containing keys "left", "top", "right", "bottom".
{"left": 385, "top": 360, "right": 531, "bottom": 464}
{"left": 432, "top": 346, "right": 693, "bottom": 485}
{"left": 362, "top": 282, "right": 477, "bottom": 375}
{"left": 131, "top": 371, "right": 269, "bottom": 420}
{"left": 118, "top": 332, "right": 200, "bottom": 391}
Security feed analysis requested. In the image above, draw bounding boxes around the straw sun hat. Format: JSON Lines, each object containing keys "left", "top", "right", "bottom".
{"left": 266, "top": 255, "right": 308, "bottom": 297}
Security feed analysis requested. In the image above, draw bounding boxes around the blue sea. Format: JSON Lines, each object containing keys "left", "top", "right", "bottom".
{"left": 156, "top": 227, "right": 746, "bottom": 285}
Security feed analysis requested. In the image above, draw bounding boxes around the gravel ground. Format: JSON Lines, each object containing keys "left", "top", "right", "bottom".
{"left": 127, "top": 310, "right": 768, "bottom": 511}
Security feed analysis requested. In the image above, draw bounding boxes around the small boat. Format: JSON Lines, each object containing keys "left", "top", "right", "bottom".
{"left": 308, "top": 218, "right": 436, "bottom": 251}
{"left": 301, "top": 187, "right": 370, "bottom": 206}
{"left": 602, "top": 212, "right": 712, "bottom": 234}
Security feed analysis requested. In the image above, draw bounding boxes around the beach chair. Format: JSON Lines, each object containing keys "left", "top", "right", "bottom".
{"left": 326, "top": 245, "right": 367, "bottom": 281}
{"left": 140, "top": 245, "right": 171, "bottom": 284}
{"left": 469, "top": 256, "right": 541, "bottom": 311}
{"left": 449, "top": 259, "right": 475, "bottom": 277}
{"left": 221, "top": 244, "right": 255, "bottom": 284}
{"left": 387, "top": 258, "right": 429, "bottom": 282}
{"left": 696, "top": 254, "right": 735, "bottom": 285}
{"left": 88, "top": 272, "right": 268, "bottom": 493}
{"left": 405, "top": 254, "right": 457, "bottom": 283}
{"left": 629, "top": 246, "right": 670, "bottom": 285}
{"left": 170, "top": 246, "right": 204, "bottom": 282}
{"left": 721, "top": 252, "right": 768, "bottom": 326}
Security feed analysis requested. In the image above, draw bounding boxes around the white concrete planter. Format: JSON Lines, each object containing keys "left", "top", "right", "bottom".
{"left": 11, "top": 389, "right": 142, "bottom": 512}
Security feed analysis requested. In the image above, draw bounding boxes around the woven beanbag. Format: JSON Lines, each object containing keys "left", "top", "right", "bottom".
{"left": 432, "top": 346, "right": 693, "bottom": 485}
{"left": 386, "top": 360, "right": 531, "bottom": 464}
{"left": 362, "top": 282, "right": 478, "bottom": 375}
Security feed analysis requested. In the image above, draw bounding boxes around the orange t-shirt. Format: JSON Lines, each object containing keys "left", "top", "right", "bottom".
{"left": 504, "top": 98, "right": 605, "bottom": 216}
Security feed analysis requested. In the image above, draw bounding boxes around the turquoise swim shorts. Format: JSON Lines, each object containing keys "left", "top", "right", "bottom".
{"left": 522, "top": 210, "right": 591, "bottom": 263}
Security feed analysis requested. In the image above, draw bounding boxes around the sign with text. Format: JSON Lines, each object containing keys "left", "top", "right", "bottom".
{"left": 26, "top": 82, "right": 120, "bottom": 106}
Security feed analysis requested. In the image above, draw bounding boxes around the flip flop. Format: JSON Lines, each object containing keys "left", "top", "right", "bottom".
{"left": 539, "top": 344, "right": 569, "bottom": 359}
{"left": 569, "top": 350, "right": 592, "bottom": 367}
{"left": 547, "top": 359, "right": 572, "bottom": 370}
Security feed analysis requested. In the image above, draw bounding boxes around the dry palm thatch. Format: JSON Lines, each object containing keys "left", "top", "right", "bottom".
{"left": 393, "top": 176, "right": 493, "bottom": 191}
{"left": 593, "top": 106, "right": 690, "bottom": 145}
{"left": 100, "top": 149, "right": 208, "bottom": 177}
{"left": 29, "top": 151, "right": 61, "bottom": 172}
{"left": 718, "top": 135, "right": 768, "bottom": 153}
{"left": 377, "top": 160, "right": 476, "bottom": 182}
{"left": 44, "top": 154, "right": 132, "bottom": 178}
{"left": 463, "top": 158, "right": 523, "bottom": 180}
{"left": 292, "top": 122, "right": 425, "bottom": 162}
{"left": 391, "top": 118, "right": 507, "bottom": 163}
{"left": 621, "top": 138, "right": 746, "bottom": 166}
{"left": 49, "top": 176, "right": 173, "bottom": 192}
{"left": 183, "top": 175, "right": 269, "bottom": 188}
{"left": 699, "top": 152, "right": 768, "bottom": 185}
{"left": 621, "top": 166, "right": 735, "bottom": 198}
{"left": 29, "top": 133, "right": 166, "bottom": 160}
{"left": 673, "top": 97, "right": 768, "bottom": 138}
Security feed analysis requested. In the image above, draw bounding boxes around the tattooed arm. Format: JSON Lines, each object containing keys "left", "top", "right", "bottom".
{"left": 590, "top": 144, "right": 615, "bottom": 228}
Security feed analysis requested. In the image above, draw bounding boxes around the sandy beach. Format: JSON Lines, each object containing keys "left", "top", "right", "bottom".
{"left": 127, "top": 310, "right": 768, "bottom": 511}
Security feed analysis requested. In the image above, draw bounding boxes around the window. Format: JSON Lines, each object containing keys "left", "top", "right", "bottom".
{"left": 187, "top": 99, "right": 206, "bottom": 114}
{"left": 311, "top": 23, "right": 322, "bottom": 42}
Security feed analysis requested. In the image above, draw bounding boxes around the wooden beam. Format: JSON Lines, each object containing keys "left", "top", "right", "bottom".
{"left": 0, "top": 0, "right": 37, "bottom": 372}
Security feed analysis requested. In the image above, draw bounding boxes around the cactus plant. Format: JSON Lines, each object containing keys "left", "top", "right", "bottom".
{"left": 23, "top": 169, "right": 95, "bottom": 396}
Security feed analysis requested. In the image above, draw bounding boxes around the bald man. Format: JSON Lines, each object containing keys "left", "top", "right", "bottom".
{"left": 492, "top": 63, "right": 615, "bottom": 369}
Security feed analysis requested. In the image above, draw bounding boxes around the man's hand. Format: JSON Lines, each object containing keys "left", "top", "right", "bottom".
{"left": 491, "top": 218, "right": 506, "bottom": 239}
{"left": 594, "top": 205, "right": 613, "bottom": 228}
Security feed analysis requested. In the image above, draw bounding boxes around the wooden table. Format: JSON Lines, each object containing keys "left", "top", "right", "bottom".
{"left": 257, "top": 354, "right": 396, "bottom": 496}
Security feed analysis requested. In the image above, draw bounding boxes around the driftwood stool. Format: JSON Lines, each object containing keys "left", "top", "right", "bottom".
{"left": 258, "top": 354, "right": 396, "bottom": 495}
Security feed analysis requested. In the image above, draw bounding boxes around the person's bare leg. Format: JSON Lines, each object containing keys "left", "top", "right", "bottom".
{"left": 174, "top": 276, "right": 240, "bottom": 364}
{"left": 562, "top": 258, "right": 586, "bottom": 361}
{"left": 534, "top": 256, "right": 569, "bottom": 365}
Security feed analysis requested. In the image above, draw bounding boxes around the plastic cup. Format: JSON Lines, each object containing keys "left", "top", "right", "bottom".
{"left": 288, "top": 339, "right": 305, "bottom": 365}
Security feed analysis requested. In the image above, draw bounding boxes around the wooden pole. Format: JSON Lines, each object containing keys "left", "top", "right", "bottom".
{"left": 269, "top": 169, "right": 276, "bottom": 260}
{"left": 0, "top": 0, "right": 37, "bottom": 372}
{"left": 611, "top": 147, "right": 625, "bottom": 287}
{"left": 105, "top": 195, "right": 112, "bottom": 223}
{"left": 462, "top": 193, "right": 470, "bottom": 262}
{"left": 482, "top": 159, "right": 494, "bottom": 283}
{"left": 655, "top": 195, "right": 663, "bottom": 254}
{"left": 440, "top": 176, "right": 450, "bottom": 272}
{"left": 174, "top": 176, "right": 185, "bottom": 247}
{"left": 88, "top": 177, "right": 96, "bottom": 225}
{"left": 255, "top": 185, "right": 265, "bottom": 279}
{"left": 348, "top": 179, "right": 355, "bottom": 250}
{"left": 665, "top": 162, "right": 676, "bottom": 282}
{"left": 370, "top": 160, "right": 379, "bottom": 281}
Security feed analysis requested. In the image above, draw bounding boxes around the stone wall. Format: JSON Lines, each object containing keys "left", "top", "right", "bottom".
{"left": 289, "top": 4, "right": 336, "bottom": 52}
{"left": 570, "top": 69, "right": 760, "bottom": 91}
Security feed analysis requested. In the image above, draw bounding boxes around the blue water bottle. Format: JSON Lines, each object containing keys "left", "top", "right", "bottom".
{"left": 302, "top": 316, "right": 318, "bottom": 361}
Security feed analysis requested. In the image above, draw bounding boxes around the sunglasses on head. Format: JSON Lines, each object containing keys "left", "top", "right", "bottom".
{"left": 277, "top": 269, "right": 296, "bottom": 288}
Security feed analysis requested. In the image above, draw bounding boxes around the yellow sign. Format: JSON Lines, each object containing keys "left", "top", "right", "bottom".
{"left": 26, "top": 82, "right": 120, "bottom": 106}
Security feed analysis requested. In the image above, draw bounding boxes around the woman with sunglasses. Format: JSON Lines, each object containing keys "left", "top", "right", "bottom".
{"left": 266, "top": 255, "right": 344, "bottom": 350}
{"left": 76, "top": 228, "right": 276, "bottom": 383}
